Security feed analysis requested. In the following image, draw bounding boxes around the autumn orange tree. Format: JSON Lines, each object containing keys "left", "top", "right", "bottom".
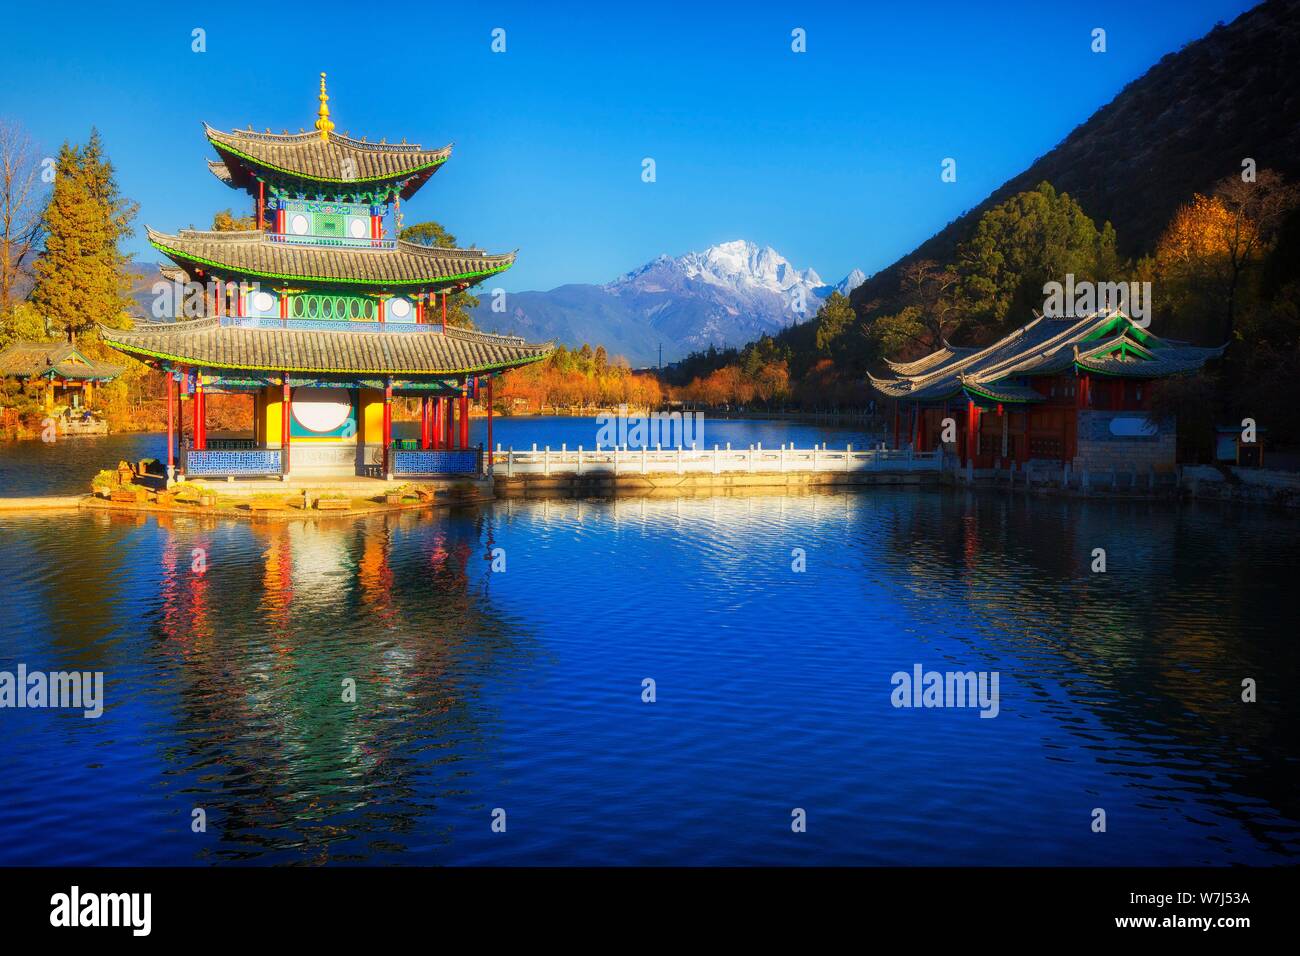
{"left": 495, "top": 342, "right": 662, "bottom": 413}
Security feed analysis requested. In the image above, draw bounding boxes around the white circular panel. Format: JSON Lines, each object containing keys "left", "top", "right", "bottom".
{"left": 252, "top": 291, "right": 275, "bottom": 312}
{"left": 388, "top": 298, "right": 412, "bottom": 318}
{"left": 291, "top": 387, "right": 352, "bottom": 433}
{"left": 349, "top": 217, "right": 367, "bottom": 238}
{"left": 291, "top": 213, "right": 310, "bottom": 235}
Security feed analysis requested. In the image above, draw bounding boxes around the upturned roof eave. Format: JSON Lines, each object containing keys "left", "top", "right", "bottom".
{"left": 203, "top": 123, "right": 453, "bottom": 192}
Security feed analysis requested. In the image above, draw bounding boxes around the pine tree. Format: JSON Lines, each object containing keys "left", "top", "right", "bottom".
{"left": 29, "top": 131, "right": 135, "bottom": 345}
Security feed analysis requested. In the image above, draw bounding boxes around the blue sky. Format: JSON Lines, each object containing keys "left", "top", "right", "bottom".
{"left": 0, "top": 0, "right": 1257, "bottom": 291}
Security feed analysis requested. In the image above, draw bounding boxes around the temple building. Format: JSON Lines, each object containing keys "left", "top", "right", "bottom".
{"left": 868, "top": 310, "right": 1225, "bottom": 474}
{"left": 100, "top": 75, "right": 551, "bottom": 481}
{"left": 0, "top": 341, "right": 122, "bottom": 411}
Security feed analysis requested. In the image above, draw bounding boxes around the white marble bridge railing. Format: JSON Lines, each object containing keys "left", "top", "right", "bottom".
{"left": 493, "top": 444, "right": 942, "bottom": 477}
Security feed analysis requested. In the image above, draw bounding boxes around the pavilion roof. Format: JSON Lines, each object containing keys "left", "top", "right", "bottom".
{"left": 868, "top": 311, "right": 1225, "bottom": 404}
{"left": 97, "top": 318, "right": 553, "bottom": 377}
{"left": 147, "top": 227, "right": 515, "bottom": 291}
{"left": 0, "top": 341, "right": 123, "bottom": 381}
{"left": 205, "top": 124, "right": 451, "bottom": 199}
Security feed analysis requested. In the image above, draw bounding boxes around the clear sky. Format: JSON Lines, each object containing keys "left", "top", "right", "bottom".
{"left": 0, "top": 0, "right": 1258, "bottom": 291}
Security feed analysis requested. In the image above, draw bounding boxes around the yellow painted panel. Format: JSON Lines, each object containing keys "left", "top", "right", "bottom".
{"left": 359, "top": 388, "right": 384, "bottom": 443}
{"left": 264, "top": 385, "right": 283, "bottom": 445}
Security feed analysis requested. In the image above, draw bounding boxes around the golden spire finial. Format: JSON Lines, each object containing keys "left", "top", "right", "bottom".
{"left": 314, "top": 72, "right": 335, "bottom": 142}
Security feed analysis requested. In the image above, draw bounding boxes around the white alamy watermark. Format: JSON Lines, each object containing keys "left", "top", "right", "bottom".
{"left": 595, "top": 404, "right": 704, "bottom": 449}
{"left": 1042, "top": 274, "right": 1151, "bottom": 327}
{"left": 0, "top": 664, "right": 104, "bottom": 718}
{"left": 890, "top": 664, "right": 1000, "bottom": 718}
{"left": 50, "top": 886, "right": 150, "bottom": 936}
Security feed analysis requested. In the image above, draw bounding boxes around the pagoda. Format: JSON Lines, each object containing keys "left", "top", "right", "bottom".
{"left": 100, "top": 75, "right": 551, "bottom": 482}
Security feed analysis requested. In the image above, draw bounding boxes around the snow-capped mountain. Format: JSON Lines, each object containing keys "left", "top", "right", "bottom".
{"left": 614, "top": 240, "right": 825, "bottom": 300}
{"left": 816, "top": 268, "right": 866, "bottom": 299}
{"left": 472, "top": 241, "right": 863, "bottom": 366}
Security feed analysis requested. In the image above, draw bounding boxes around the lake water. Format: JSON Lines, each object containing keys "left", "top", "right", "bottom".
{"left": 0, "top": 416, "right": 880, "bottom": 497}
{"left": 0, "top": 468, "right": 1296, "bottom": 865}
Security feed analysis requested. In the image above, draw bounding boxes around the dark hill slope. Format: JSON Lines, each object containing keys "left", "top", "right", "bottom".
{"left": 850, "top": 0, "right": 1300, "bottom": 312}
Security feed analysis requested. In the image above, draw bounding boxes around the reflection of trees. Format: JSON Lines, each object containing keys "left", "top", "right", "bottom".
{"left": 875, "top": 492, "right": 1300, "bottom": 852}
{"left": 30, "top": 510, "right": 150, "bottom": 667}
{"left": 150, "top": 510, "right": 537, "bottom": 864}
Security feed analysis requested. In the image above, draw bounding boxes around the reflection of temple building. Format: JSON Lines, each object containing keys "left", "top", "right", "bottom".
{"left": 101, "top": 74, "right": 551, "bottom": 482}
{"left": 150, "top": 511, "right": 532, "bottom": 861}
{"left": 875, "top": 493, "right": 1299, "bottom": 843}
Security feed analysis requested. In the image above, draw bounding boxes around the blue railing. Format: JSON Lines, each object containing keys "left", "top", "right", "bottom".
{"left": 393, "top": 448, "right": 483, "bottom": 476}
{"left": 184, "top": 449, "right": 283, "bottom": 478}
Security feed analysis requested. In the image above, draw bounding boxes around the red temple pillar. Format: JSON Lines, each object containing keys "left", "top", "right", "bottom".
{"left": 486, "top": 376, "right": 494, "bottom": 474}
{"left": 166, "top": 370, "right": 175, "bottom": 475}
{"left": 892, "top": 402, "right": 900, "bottom": 450}
{"left": 444, "top": 395, "right": 455, "bottom": 449}
{"left": 459, "top": 382, "right": 470, "bottom": 450}
{"left": 416, "top": 295, "right": 425, "bottom": 324}
{"left": 382, "top": 380, "right": 393, "bottom": 477}
{"left": 966, "top": 400, "right": 979, "bottom": 467}
{"left": 281, "top": 377, "right": 291, "bottom": 475}
{"left": 431, "top": 395, "right": 442, "bottom": 450}
{"left": 441, "top": 291, "right": 447, "bottom": 331}
{"left": 193, "top": 373, "right": 205, "bottom": 450}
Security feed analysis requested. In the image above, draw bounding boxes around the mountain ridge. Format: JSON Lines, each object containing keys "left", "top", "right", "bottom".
{"left": 472, "top": 239, "right": 862, "bottom": 366}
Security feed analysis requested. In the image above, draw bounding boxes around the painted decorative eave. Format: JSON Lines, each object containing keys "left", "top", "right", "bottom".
{"left": 146, "top": 226, "right": 516, "bottom": 290}
{"left": 96, "top": 318, "right": 553, "bottom": 377}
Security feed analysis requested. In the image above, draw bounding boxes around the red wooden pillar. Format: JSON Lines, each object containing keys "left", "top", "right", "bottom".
{"left": 486, "top": 376, "right": 494, "bottom": 474}
{"left": 193, "top": 373, "right": 205, "bottom": 450}
{"left": 281, "top": 377, "right": 291, "bottom": 475}
{"left": 420, "top": 395, "right": 430, "bottom": 449}
{"left": 416, "top": 294, "right": 425, "bottom": 324}
{"left": 441, "top": 291, "right": 447, "bottom": 331}
{"left": 382, "top": 379, "right": 393, "bottom": 477}
{"left": 459, "top": 382, "right": 470, "bottom": 450}
{"left": 966, "top": 400, "right": 979, "bottom": 467}
{"left": 892, "top": 402, "right": 900, "bottom": 450}
{"left": 166, "top": 370, "right": 175, "bottom": 474}
{"left": 431, "top": 395, "right": 442, "bottom": 450}
{"left": 444, "top": 395, "right": 454, "bottom": 449}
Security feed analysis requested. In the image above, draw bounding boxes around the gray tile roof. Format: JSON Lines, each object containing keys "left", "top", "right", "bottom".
{"left": 205, "top": 124, "right": 451, "bottom": 197}
{"left": 98, "top": 318, "right": 552, "bottom": 377}
{"left": 0, "top": 341, "right": 123, "bottom": 381}
{"left": 147, "top": 227, "right": 515, "bottom": 290}
{"left": 870, "top": 311, "right": 1225, "bottom": 403}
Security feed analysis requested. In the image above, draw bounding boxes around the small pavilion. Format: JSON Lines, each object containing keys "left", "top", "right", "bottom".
{"left": 0, "top": 340, "right": 122, "bottom": 410}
